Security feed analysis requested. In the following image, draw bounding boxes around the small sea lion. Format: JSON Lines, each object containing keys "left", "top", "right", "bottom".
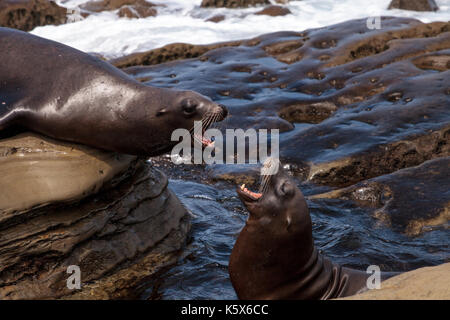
{"left": 230, "top": 159, "right": 397, "bottom": 299}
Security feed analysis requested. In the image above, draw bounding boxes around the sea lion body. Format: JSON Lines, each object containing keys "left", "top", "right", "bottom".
{"left": 0, "top": 28, "right": 226, "bottom": 156}
{"left": 230, "top": 160, "right": 396, "bottom": 299}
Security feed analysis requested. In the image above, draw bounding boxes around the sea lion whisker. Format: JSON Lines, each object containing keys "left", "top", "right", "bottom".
{"left": 209, "top": 112, "right": 221, "bottom": 129}
{"left": 258, "top": 175, "right": 266, "bottom": 194}
{"left": 259, "top": 174, "right": 271, "bottom": 195}
{"left": 262, "top": 178, "right": 270, "bottom": 195}
{"left": 202, "top": 113, "right": 214, "bottom": 127}
{"left": 263, "top": 173, "right": 272, "bottom": 194}
{"left": 207, "top": 111, "right": 222, "bottom": 130}
{"left": 202, "top": 117, "right": 213, "bottom": 132}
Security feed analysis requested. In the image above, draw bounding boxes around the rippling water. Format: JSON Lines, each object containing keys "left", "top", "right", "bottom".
{"left": 142, "top": 176, "right": 449, "bottom": 300}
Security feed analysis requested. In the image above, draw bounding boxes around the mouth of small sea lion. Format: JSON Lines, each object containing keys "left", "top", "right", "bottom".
{"left": 236, "top": 158, "right": 279, "bottom": 202}
{"left": 192, "top": 107, "right": 227, "bottom": 147}
{"left": 237, "top": 183, "right": 263, "bottom": 202}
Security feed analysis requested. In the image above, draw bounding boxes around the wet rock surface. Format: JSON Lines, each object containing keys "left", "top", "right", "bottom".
{"left": 0, "top": 133, "right": 190, "bottom": 299}
{"left": 111, "top": 40, "right": 244, "bottom": 68}
{"left": 341, "top": 262, "right": 450, "bottom": 300}
{"left": 200, "top": 0, "right": 270, "bottom": 8}
{"left": 113, "top": 17, "right": 449, "bottom": 240}
{"left": 115, "top": 17, "right": 449, "bottom": 186}
{"left": 388, "top": 0, "right": 439, "bottom": 12}
{"left": 0, "top": 0, "right": 67, "bottom": 31}
{"left": 310, "top": 157, "right": 450, "bottom": 236}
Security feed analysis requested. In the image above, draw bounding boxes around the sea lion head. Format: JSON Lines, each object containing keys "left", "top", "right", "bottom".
{"left": 154, "top": 89, "right": 228, "bottom": 149}
{"left": 236, "top": 158, "right": 310, "bottom": 234}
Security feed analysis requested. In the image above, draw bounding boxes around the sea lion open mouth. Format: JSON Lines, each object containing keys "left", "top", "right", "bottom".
{"left": 192, "top": 106, "right": 227, "bottom": 148}
{"left": 237, "top": 184, "right": 262, "bottom": 201}
{"left": 236, "top": 158, "right": 278, "bottom": 202}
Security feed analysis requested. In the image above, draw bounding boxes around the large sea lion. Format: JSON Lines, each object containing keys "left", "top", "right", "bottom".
{"left": 230, "top": 159, "right": 397, "bottom": 299}
{"left": 0, "top": 28, "right": 227, "bottom": 156}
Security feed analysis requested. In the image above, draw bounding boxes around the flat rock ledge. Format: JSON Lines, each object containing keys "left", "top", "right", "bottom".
{"left": 0, "top": 133, "right": 190, "bottom": 299}
{"left": 339, "top": 262, "right": 450, "bottom": 300}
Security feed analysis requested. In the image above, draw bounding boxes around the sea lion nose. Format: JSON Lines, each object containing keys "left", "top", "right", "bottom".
{"left": 218, "top": 104, "right": 228, "bottom": 119}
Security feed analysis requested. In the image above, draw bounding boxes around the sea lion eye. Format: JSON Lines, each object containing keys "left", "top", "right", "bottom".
{"left": 279, "top": 181, "right": 294, "bottom": 198}
{"left": 181, "top": 99, "right": 197, "bottom": 115}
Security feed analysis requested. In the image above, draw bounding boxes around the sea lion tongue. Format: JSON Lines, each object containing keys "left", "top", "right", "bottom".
{"left": 239, "top": 184, "right": 262, "bottom": 200}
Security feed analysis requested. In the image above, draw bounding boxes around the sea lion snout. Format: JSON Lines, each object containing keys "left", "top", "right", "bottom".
{"left": 200, "top": 101, "right": 228, "bottom": 122}
{"left": 217, "top": 104, "right": 228, "bottom": 119}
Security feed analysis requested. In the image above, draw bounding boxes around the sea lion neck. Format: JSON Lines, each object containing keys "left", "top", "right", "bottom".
{"left": 229, "top": 216, "right": 316, "bottom": 299}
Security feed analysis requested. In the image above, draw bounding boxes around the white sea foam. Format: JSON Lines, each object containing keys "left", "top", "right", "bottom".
{"left": 31, "top": 0, "right": 450, "bottom": 58}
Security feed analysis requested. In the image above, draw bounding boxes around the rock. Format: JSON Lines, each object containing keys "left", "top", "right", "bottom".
{"left": 340, "top": 263, "right": 450, "bottom": 300}
{"left": 206, "top": 14, "right": 225, "bottom": 23}
{"left": 388, "top": 0, "right": 439, "bottom": 12}
{"left": 81, "top": 0, "right": 157, "bottom": 18}
{"left": 111, "top": 40, "right": 244, "bottom": 68}
{"left": 254, "top": 5, "right": 291, "bottom": 16}
{"left": 0, "top": 133, "right": 135, "bottom": 215}
{"left": 310, "top": 157, "right": 450, "bottom": 235}
{"left": 0, "top": 133, "right": 190, "bottom": 299}
{"left": 82, "top": 0, "right": 152, "bottom": 11}
{"left": 200, "top": 0, "right": 270, "bottom": 8}
{"left": 207, "top": 164, "right": 261, "bottom": 186}
{"left": 0, "top": 0, "right": 67, "bottom": 31}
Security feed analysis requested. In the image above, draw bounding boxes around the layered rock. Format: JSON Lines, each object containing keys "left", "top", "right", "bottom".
{"left": 0, "top": 0, "right": 67, "bottom": 31}
{"left": 340, "top": 263, "right": 450, "bottom": 300}
{"left": 0, "top": 133, "right": 190, "bottom": 299}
